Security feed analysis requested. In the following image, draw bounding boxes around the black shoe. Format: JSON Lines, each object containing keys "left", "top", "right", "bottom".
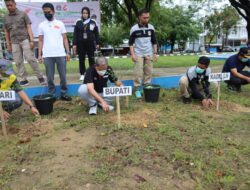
{"left": 60, "top": 95, "right": 72, "bottom": 101}
{"left": 182, "top": 96, "right": 191, "bottom": 104}
{"left": 38, "top": 77, "right": 47, "bottom": 85}
{"left": 20, "top": 80, "right": 29, "bottom": 86}
{"left": 227, "top": 84, "right": 241, "bottom": 92}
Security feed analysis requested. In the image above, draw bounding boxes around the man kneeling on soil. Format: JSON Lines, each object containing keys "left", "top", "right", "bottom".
{"left": 0, "top": 59, "right": 39, "bottom": 120}
{"left": 222, "top": 47, "right": 250, "bottom": 92}
{"left": 179, "top": 56, "right": 214, "bottom": 108}
{"left": 78, "top": 57, "right": 122, "bottom": 115}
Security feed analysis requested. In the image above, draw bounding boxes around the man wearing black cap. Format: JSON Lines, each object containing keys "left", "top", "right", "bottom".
{"left": 179, "top": 56, "right": 214, "bottom": 108}
{"left": 222, "top": 47, "right": 250, "bottom": 92}
{"left": 0, "top": 59, "right": 39, "bottom": 120}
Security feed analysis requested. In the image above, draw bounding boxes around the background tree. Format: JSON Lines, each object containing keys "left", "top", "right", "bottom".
{"left": 191, "top": 0, "right": 250, "bottom": 40}
{"left": 221, "top": 5, "right": 240, "bottom": 47}
{"left": 101, "top": 0, "right": 158, "bottom": 27}
{"left": 161, "top": 6, "right": 201, "bottom": 52}
{"left": 229, "top": 0, "right": 250, "bottom": 39}
{"left": 204, "top": 10, "right": 224, "bottom": 47}
{"left": 100, "top": 24, "right": 128, "bottom": 48}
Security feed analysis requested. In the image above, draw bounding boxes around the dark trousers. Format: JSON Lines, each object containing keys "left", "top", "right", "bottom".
{"left": 43, "top": 57, "right": 68, "bottom": 96}
{"left": 226, "top": 71, "right": 250, "bottom": 88}
{"left": 3, "top": 94, "right": 23, "bottom": 113}
{"left": 77, "top": 42, "right": 95, "bottom": 75}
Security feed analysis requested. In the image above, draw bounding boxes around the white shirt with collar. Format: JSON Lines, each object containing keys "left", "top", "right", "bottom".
{"left": 38, "top": 19, "right": 66, "bottom": 58}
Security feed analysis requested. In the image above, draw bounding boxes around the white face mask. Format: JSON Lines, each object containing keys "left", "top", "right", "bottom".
{"left": 97, "top": 70, "right": 107, "bottom": 76}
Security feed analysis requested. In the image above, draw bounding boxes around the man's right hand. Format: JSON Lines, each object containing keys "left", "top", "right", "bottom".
{"left": 131, "top": 54, "right": 137, "bottom": 62}
{"left": 38, "top": 55, "right": 43, "bottom": 63}
{"left": 7, "top": 44, "right": 12, "bottom": 52}
{"left": 73, "top": 45, "right": 77, "bottom": 55}
{"left": 202, "top": 99, "right": 209, "bottom": 108}
{"left": 3, "top": 111, "right": 10, "bottom": 120}
{"left": 100, "top": 101, "right": 109, "bottom": 112}
{"left": 246, "top": 77, "right": 250, "bottom": 83}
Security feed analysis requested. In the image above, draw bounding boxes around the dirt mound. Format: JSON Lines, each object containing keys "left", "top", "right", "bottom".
{"left": 110, "top": 108, "right": 159, "bottom": 128}
{"left": 220, "top": 101, "right": 250, "bottom": 113}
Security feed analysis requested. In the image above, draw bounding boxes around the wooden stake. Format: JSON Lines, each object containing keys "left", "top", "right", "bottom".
{"left": 0, "top": 102, "right": 7, "bottom": 138}
{"left": 116, "top": 96, "right": 121, "bottom": 128}
{"left": 125, "top": 96, "right": 129, "bottom": 108}
{"left": 216, "top": 82, "right": 221, "bottom": 111}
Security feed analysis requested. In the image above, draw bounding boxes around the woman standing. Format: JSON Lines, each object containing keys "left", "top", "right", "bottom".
{"left": 73, "top": 7, "right": 100, "bottom": 81}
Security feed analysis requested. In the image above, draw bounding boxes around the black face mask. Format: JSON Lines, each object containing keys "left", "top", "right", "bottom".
{"left": 44, "top": 13, "right": 53, "bottom": 21}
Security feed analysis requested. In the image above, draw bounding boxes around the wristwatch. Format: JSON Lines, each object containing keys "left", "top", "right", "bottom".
{"left": 29, "top": 105, "right": 35, "bottom": 109}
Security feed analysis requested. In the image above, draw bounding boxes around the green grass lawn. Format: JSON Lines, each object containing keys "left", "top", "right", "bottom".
{"left": 0, "top": 84, "right": 250, "bottom": 189}
{"left": 22, "top": 55, "right": 225, "bottom": 74}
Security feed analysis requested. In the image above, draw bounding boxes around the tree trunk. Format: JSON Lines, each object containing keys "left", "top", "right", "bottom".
{"left": 247, "top": 20, "right": 250, "bottom": 40}
{"left": 145, "top": 0, "right": 154, "bottom": 12}
{"left": 170, "top": 39, "right": 175, "bottom": 53}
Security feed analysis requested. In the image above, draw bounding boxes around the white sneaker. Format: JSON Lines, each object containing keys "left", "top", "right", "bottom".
{"left": 89, "top": 105, "right": 97, "bottom": 115}
{"left": 108, "top": 105, "right": 114, "bottom": 111}
{"left": 79, "top": 75, "right": 85, "bottom": 81}
{"left": 98, "top": 103, "right": 114, "bottom": 111}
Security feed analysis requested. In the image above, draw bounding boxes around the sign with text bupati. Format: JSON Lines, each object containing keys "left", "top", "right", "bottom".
{"left": 103, "top": 86, "right": 132, "bottom": 97}
{"left": 0, "top": 91, "right": 16, "bottom": 101}
{"left": 209, "top": 72, "right": 230, "bottom": 82}
{"left": 17, "top": 1, "right": 100, "bottom": 37}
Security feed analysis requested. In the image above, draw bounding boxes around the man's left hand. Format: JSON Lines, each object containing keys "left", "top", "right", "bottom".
{"left": 66, "top": 54, "right": 70, "bottom": 62}
{"left": 29, "top": 42, "right": 34, "bottom": 49}
{"left": 207, "top": 99, "right": 214, "bottom": 106}
{"left": 153, "top": 54, "right": 158, "bottom": 62}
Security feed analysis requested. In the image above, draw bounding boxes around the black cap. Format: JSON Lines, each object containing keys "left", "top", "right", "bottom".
{"left": 198, "top": 56, "right": 210, "bottom": 67}
{"left": 239, "top": 47, "right": 250, "bottom": 58}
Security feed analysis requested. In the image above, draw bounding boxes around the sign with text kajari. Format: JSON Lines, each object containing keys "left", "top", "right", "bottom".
{"left": 103, "top": 86, "right": 132, "bottom": 97}
{"left": 209, "top": 72, "right": 230, "bottom": 82}
{"left": 0, "top": 91, "right": 16, "bottom": 101}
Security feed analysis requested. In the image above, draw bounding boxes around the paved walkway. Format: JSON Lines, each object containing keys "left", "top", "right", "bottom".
{"left": 23, "top": 65, "right": 224, "bottom": 87}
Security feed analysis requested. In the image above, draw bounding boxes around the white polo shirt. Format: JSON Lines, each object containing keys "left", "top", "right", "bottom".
{"left": 38, "top": 19, "right": 66, "bottom": 58}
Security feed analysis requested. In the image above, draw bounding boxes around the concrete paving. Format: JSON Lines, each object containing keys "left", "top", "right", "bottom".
{"left": 23, "top": 65, "right": 224, "bottom": 87}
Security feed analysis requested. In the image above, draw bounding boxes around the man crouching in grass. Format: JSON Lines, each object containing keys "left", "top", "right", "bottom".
{"left": 0, "top": 59, "right": 39, "bottom": 120}
{"left": 179, "top": 56, "right": 216, "bottom": 108}
{"left": 78, "top": 57, "right": 123, "bottom": 115}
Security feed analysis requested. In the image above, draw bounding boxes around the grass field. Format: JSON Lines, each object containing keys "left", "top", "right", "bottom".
{"left": 0, "top": 83, "right": 250, "bottom": 189}
{"left": 22, "top": 55, "right": 225, "bottom": 74}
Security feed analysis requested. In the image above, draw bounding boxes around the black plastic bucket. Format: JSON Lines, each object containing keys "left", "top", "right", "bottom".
{"left": 143, "top": 84, "right": 160, "bottom": 103}
{"left": 33, "top": 94, "right": 56, "bottom": 115}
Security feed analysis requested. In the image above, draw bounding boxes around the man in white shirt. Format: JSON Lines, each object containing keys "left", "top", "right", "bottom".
{"left": 38, "top": 2, "right": 71, "bottom": 101}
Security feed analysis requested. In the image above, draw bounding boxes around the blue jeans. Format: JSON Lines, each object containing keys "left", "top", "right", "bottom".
{"left": 226, "top": 71, "right": 250, "bottom": 88}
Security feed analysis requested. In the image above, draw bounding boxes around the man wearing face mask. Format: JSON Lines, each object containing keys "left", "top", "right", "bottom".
{"left": 78, "top": 57, "right": 122, "bottom": 115}
{"left": 38, "top": 3, "right": 71, "bottom": 101}
{"left": 73, "top": 7, "right": 100, "bottom": 81}
{"left": 179, "top": 56, "right": 214, "bottom": 108}
{"left": 222, "top": 47, "right": 250, "bottom": 92}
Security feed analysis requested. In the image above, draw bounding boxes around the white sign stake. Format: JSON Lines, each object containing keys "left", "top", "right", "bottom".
{"left": 209, "top": 73, "right": 230, "bottom": 111}
{"left": 0, "top": 90, "right": 16, "bottom": 137}
{"left": 216, "top": 82, "right": 221, "bottom": 111}
{"left": 104, "top": 86, "right": 132, "bottom": 128}
{"left": 0, "top": 102, "right": 7, "bottom": 138}
{"left": 116, "top": 96, "right": 121, "bottom": 128}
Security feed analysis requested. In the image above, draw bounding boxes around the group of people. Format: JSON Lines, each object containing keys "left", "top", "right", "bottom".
{"left": 1, "top": 0, "right": 250, "bottom": 119}
{"left": 179, "top": 47, "right": 250, "bottom": 108}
